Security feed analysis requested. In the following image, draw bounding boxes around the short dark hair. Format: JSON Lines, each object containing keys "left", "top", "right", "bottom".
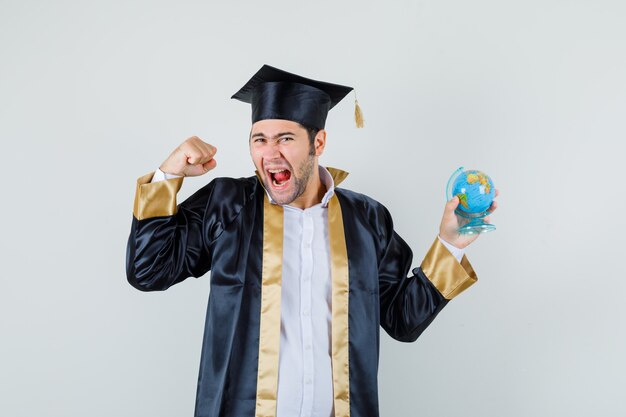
{"left": 300, "top": 124, "right": 320, "bottom": 155}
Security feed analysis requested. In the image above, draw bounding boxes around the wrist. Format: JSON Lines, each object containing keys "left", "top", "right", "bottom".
{"left": 437, "top": 235, "right": 466, "bottom": 262}
{"left": 159, "top": 163, "right": 184, "bottom": 177}
{"left": 158, "top": 166, "right": 184, "bottom": 179}
{"left": 438, "top": 234, "right": 467, "bottom": 249}
{"left": 438, "top": 234, "right": 455, "bottom": 247}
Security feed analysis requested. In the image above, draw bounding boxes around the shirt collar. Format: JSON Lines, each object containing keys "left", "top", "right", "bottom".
{"left": 318, "top": 166, "right": 336, "bottom": 208}
{"left": 265, "top": 165, "right": 335, "bottom": 209}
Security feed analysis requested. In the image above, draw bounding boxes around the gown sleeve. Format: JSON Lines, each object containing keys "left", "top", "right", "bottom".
{"left": 125, "top": 172, "right": 220, "bottom": 292}
{"left": 377, "top": 206, "right": 478, "bottom": 342}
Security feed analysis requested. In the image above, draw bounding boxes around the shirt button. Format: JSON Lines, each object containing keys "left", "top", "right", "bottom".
{"left": 305, "top": 344, "right": 312, "bottom": 350}
{"left": 305, "top": 378, "right": 312, "bottom": 384}
{"left": 302, "top": 310, "right": 310, "bottom": 316}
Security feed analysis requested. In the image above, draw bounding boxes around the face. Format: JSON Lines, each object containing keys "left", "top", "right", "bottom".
{"left": 249, "top": 119, "right": 325, "bottom": 206}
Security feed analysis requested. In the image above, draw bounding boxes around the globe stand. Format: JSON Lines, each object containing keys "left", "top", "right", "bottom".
{"left": 456, "top": 212, "right": 496, "bottom": 235}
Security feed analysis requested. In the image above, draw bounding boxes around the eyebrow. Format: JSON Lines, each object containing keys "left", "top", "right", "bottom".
{"left": 250, "top": 131, "right": 296, "bottom": 140}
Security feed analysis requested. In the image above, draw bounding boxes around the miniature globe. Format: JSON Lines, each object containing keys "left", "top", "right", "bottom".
{"left": 446, "top": 167, "right": 496, "bottom": 234}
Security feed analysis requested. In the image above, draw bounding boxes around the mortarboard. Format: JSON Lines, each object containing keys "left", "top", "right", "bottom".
{"left": 231, "top": 64, "right": 363, "bottom": 129}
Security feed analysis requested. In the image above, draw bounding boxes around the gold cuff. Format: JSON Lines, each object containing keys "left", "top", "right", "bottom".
{"left": 132, "top": 172, "right": 184, "bottom": 220}
{"left": 420, "top": 237, "right": 478, "bottom": 299}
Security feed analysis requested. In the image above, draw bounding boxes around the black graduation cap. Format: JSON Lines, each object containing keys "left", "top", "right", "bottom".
{"left": 231, "top": 64, "right": 363, "bottom": 129}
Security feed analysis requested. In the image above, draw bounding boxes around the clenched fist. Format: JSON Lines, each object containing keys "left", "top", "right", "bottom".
{"left": 159, "top": 136, "right": 217, "bottom": 177}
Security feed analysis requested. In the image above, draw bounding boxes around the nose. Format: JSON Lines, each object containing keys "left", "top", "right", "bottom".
{"left": 262, "top": 141, "right": 282, "bottom": 160}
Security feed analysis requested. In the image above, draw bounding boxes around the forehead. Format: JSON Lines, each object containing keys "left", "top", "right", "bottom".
{"left": 250, "top": 119, "right": 306, "bottom": 136}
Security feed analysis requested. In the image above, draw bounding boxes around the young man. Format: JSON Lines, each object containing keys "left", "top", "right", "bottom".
{"left": 126, "top": 65, "right": 497, "bottom": 417}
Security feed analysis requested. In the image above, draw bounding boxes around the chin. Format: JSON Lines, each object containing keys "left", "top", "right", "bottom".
{"left": 266, "top": 185, "right": 297, "bottom": 205}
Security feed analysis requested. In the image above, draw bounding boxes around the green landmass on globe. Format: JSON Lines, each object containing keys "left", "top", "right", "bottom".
{"left": 452, "top": 170, "right": 495, "bottom": 214}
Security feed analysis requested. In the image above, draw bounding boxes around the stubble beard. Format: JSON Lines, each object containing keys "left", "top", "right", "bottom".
{"left": 266, "top": 153, "right": 316, "bottom": 205}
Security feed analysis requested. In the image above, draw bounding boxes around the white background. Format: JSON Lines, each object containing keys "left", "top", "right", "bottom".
{"left": 1, "top": 0, "right": 625, "bottom": 416}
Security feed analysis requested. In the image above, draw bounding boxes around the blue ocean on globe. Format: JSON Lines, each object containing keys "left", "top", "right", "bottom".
{"left": 452, "top": 170, "right": 495, "bottom": 214}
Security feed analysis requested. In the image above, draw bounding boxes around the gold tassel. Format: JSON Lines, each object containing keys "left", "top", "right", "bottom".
{"left": 354, "top": 92, "right": 364, "bottom": 128}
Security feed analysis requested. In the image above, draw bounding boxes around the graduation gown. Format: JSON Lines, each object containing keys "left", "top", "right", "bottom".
{"left": 126, "top": 168, "right": 478, "bottom": 417}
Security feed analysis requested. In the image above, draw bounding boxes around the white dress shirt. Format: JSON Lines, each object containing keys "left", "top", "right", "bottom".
{"left": 271, "top": 167, "right": 336, "bottom": 417}
{"left": 150, "top": 167, "right": 464, "bottom": 417}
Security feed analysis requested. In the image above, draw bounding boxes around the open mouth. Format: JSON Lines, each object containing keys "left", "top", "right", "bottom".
{"left": 267, "top": 168, "right": 292, "bottom": 189}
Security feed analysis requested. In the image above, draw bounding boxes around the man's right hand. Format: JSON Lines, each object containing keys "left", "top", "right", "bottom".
{"left": 159, "top": 136, "right": 218, "bottom": 177}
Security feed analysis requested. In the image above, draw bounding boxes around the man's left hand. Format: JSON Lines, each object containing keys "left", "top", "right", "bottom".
{"left": 438, "top": 189, "right": 499, "bottom": 249}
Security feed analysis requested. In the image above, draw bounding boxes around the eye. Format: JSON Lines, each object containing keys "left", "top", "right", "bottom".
{"left": 279, "top": 136, "right": 294, "bottom": 142}
{"left": 253, "top": 137, "right": 266, "bottom": 143}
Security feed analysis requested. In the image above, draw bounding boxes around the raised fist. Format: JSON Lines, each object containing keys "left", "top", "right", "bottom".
{"left": 159, "top": 136, "right": 217, "bottom": 177}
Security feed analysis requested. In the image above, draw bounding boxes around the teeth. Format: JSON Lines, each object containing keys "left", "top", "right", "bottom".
{"left": 272, "top": 179, "right": 287, "bottom": 187}
{"left": 268, "top": 169, "right": 287, "bottom": 173}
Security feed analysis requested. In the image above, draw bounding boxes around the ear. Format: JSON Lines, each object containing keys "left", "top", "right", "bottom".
{"left": 314, "top": 129, "right": 327, "bottom": 156}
